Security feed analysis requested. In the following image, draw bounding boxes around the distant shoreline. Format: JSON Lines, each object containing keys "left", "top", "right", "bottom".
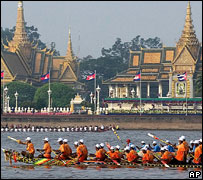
{"left": 1, "top": 114, "right": 202, "bottom": 130}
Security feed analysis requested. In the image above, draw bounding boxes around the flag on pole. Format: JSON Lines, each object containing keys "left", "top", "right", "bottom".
{"left": 86, "top": 73, "right": 95, "bottom": 81}
{"left": 177, "top": 72, "right": 187, "bottom": 81}
{"left": 1, "top": 71, "right": 4, "bottom": 79}
{"left": 41, "top": 72, "right": 50, "bottom": 82}
{"left": 133, "top": 72, "right": 141, "bottom": 81}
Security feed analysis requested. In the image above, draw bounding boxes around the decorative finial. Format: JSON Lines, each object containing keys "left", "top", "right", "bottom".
{"left": 18, "top": 1, "right": 23, "bottom": 8}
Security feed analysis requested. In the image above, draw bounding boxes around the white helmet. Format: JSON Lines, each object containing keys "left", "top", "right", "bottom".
{"left": 57, "top": 138, "right": 63, "bottom": 142}
{"left": 199, "top": 139, "right": 202, "bottom": 143}
{"left": 161, "top": 147, "right": 165, "bottom": 151}
{"left": 130, "top": 144, "right": 135, "bottom": 148}
{"left": 181, "top": 136, "right": 186, "bottom": 140}
{"left": 141, "top": 141, "right": 145, "bottom": 144}
{"left": 178, "top": 137, "right": 184, "bottom": 141}
{"left": 110, "top": 146, "right": 114, "bottom": 150}
{"left": 100, "top": 143, "right": 104, "bottom": 147}
{"left": 194, "top": 140, "right": 199, "bottom": 144}
{"left": 125, "top": 146, "right": 130, "bottom": 151}
{"left": 116, "top": 145, "right": 120, "bottom": 149}
{"left": 63, "top": 139, "right": 68, "bottom": 143}
{"left": 95, "top": 144, "right": 100, "bottom": 148}
{"left": 190, "top": 140, "right": 194, "bottom": 144}
{"left": 152, "top": 141, "right": 157, "bottom": 144}
{"left": 74, "top": 141, "right": 79, "bottom": 145}
{"left": 25, "top": 137, "right": 31, "bottom": 141}
{"left": 43, "top": 137, "right": 49, "bottom": 141}
{"left": 79, "top": 139, "right": 84, "bottom": 143}
{"left": 166, "top": 140, "right": 170, "bottom": 143}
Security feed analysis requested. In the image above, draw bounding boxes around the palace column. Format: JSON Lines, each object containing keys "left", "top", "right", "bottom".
{"left": 115, "top": 85, "right": 118, "bottom": 98}
{"left": 147, "top": 82, "right": 150, "bottom": 98}
{"left": 136, "top": 83, "right": 140, "bottom": 98}
{"left": 126, "top": 85, "right": 129, "bottom": 98}
{"left": 158, "top": 82, "right": 162, "bottom": 97}
{"left": 168, "top": 72, "right": 172, "bottom": 97}
{"left": 189, "top": 73, "right": 194, "bottom": 98}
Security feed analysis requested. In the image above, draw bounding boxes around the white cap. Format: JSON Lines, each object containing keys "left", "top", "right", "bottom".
{"left": 152, "top": 141, "right": 157, "bottom": 144}
{"left": 116, "top": 145, "right": 120, "bottom": 149}
{"left": 25, "top": 137, "right": 31, "bottom": 141}
{"left": 74, "top": 141, "right": 79, "bottom": 145}
{"left": 190, "top": 140, "right": 194, "bottom": 144}
{"left": 125, "top": 146, "right": 130, "bottom": 151}
{"left": 141, "top": 147, "right": 147, "bottom": 151}
{"left": 100, "top": 143, "right": 104, "bottom": 147}
{"left": 166, "top": 140, "right": 170, "bottom": 143}
{"left": 95, "top": 144, "right": 100, "bottom": 148}
{"left": 145, "top": 145, "right": 149, "bottom": 149}
{"left": 199, "top": 139, "right": 202, "bottom": 143}
{"left": 178, "top": 137, "right": 184, "bottom": 141}
{"left": 141, "top": 141, "right": 145, "bottom": 144}
{"left": 63, "top": 139, "right": 68, "bottom": 143}
{"left": 43, "top": 137, "right": 49, "bottom": 141}
{"left": 110, "top": 146, "right": 114, "bottom": 150}
{"left": 130, "top": 144, "right": 135, "bottom": 148}
{"left": 194, "top": 140, "right": 199, "bottom": 144}
{"left": 57, "top": 138, "right": 63, "bottom": 142}
{"left": 165, "top": 146, "right": 169, "bottom": 151}
{"left": 181, "top": 136, "right": 186, "bottom": 140}
{"left": 79, "top": 139, "right": 84, "bottom": 143}
{"left": 161, "top": 147, "right": 165, "bottom": 151}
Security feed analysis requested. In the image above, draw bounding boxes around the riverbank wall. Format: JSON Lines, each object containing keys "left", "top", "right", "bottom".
{"left": 1, "top": 114, "right": 202, "bottom": 130}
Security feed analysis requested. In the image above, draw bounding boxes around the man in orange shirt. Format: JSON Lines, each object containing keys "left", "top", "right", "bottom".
{"left": 192, "top": 139, "right": 202, "bottom": 165}
{"left": 37, "top": 137, "right": 52, "bottom": 158}
{"left": 126, "top": 145, "right": 138, "bottom": 163}
{"left": 78, "top": 139, "right": 88, "bottom": 160}
{"left": 19, "top": 137, "right": 35, "bottom": 159}
{"left": 171, "top": 137, "right": 186, "bottom": 165}
{"left": 107, "top": 146, "right": 117, "bottom": 160}
{"left": 54, "top": 138, "right": 69, "bottom": 160}
{"left": 114, "top": 145, "right": 122, "bottom": 162}
{"left": 160, "top": 147, "right": 174, "bottom": 164}
{"left": 94, "top": 144, "right": 103, "bottom": 161}
{"left": 63, "top": 139, "right": 72, "bottom": 159}
{"left": 99, "top": 143, "right": 107, "bottom": 160}
{"left": 146, "top": 145, "right": 154, "bottom": 163}
{"left": 141, "top": 148, "right": 149, "bottom": 164}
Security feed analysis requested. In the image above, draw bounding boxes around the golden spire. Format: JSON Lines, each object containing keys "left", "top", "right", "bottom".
{"left": 176, "top": 1, "right": 200, "bottom": 58}
{"left": 8, "top": 1, "right": 31, "bottom": 53}
{"left": 65, "top": 27, "right": 74, "bottom": 61}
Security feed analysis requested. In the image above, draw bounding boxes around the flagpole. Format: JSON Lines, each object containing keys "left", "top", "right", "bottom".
{"left": 186, "top": 78, "right": 187, "bottom": 116}
{"left": 2, "top": 71, "right": 5, "bottom": 113}
{"left": 140, "top": 70, "right": 142, "bottom": 116}
{"left": 48, "top": 69, "right": 51, "bottom": 113}
{"left": 94, "top": 70, "right": 97, "bottom": 115}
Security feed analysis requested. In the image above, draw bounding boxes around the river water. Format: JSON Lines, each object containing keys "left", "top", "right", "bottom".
{"left": 1, "top": 130, "right": 202, "bottom": 179}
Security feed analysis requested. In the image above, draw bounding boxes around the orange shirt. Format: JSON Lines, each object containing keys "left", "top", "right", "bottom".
{"left": 26, "top": 142, "right": 35, "bottom": 155}
{"left": 76, "top": 146, "right": 85, "bottom": 162}
{"left": 142, "top": 153, "right": 149, "bottom": 164}
{"left": 183, "top": 141, "right": 189, "bottom": 153}
{"left": 161, "top": 151, "right": 174, "bottom": 164}
{"left": 147, "top": 150, "right": 154, "bottom": 163}
{"left": 107, "top": 151, "right": 116, "bottom": 159}
{"left": 114, "top": 150, "right": 121, "bottom": 160}
{"left": 175, "top": 143, "right": 186, "bottom": 161}
{"left": 126, "top": 150, "right": 138, "bottom": 162}
{"left": 193, "top": 145, "right": 202, "bottom": 164}
{"left": 64, "top": 144, "right": 72, "bottom": 156}
{"left": 95, "top": 150, "right": 103, "bottom": 159}
{"left": 79, "top": 144, "right": 88, "bottom": 159}
{"left": 43, "top": 142, "right": 51, "bottom": 155}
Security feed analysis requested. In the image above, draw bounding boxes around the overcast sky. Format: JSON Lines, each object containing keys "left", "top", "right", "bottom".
{"left": 1, "top": 1, "right": 202, "bottom": 58}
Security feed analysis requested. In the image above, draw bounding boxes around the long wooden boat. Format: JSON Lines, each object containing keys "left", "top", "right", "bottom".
{"left": 2, "top": 149, "right": 202, "bottom": 169}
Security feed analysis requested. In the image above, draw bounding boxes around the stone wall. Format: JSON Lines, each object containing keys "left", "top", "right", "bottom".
{"left": 1, "top": 114, "right": 202, "bottom": 130}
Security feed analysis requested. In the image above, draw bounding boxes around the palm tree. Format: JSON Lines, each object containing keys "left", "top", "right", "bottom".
{"left": 195, "top": 72, "right": 202, "bottom": 97}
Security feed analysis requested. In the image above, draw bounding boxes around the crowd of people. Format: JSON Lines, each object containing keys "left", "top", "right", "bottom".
{"left": 17, "top": 135, "right": 202, "bottom": 165}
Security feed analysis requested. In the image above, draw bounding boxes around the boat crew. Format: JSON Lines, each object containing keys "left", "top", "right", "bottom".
{"left": 37, "top": 137, "right": 52, "bottom": 158}
{"left": 78, "top": 139, "right": 88, "bottom": 160}
{"left": 63, "top": 139, "right": 72, "bottom": 159}
{"left": 152, "top": 141, "right": 160, "bottom": 152}
{"left": 165, "top": 140, "right": 175, "bottom": 152}
{"left": 19, "top": 137, "right": 35, "bottom": 159}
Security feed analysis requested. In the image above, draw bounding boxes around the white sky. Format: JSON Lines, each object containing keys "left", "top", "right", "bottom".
{"left": 1, "top": 1, "right": 202, "bottom": 58}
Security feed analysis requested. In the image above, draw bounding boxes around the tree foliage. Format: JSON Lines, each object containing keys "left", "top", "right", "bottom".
{"left": 33, "top": 82, "right": 76, "bottom": 109}
{"left": 194, "top": 72, "right": 202, "bottom": 97}
{"left": 2, "top": 81, "right": 36, "bottom": 108}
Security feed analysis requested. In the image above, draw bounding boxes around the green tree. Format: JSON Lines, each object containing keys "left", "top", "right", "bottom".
{"left": 34, "top": 82, "right": 76, "bottom": 109}
{"left": 195, "top": 72, "right": 202, "bottom": 97}
{"left": 2, "top": 81, "right": 36, "bottom": 108}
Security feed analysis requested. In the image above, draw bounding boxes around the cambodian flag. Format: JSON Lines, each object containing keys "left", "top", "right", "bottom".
{"left": 41, "top": 72, "right": 50, "bottom": 82}
{"left": 1, "top": 71, "right": 4, "bottom": 79}
{"left": 177, "top": 72, "right": 187, "bottom": 81}
{"left": 133, "top": 72, "right": 141, "bottom": 81}
{"left": 86, "top": 73, "right": 95, "bottom": 81}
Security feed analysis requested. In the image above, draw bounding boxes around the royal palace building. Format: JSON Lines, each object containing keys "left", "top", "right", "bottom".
{"left": 103, "top": 2, "right": 202, "bottom": 112}
{"left": 1, "top": 1, "right": 83, "bottom": 90}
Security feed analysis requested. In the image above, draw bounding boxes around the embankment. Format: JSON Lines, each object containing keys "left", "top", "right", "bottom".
{"left": 1, "top": 114, "right": 202, "bottom": 130}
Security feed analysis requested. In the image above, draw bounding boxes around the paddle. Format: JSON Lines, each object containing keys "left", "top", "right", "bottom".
{"left": 105, "top": 142, "right": 120, "bottom": 165}
{"left": 153, "top": 152, "right": 170, "bottom": 168}
{"left": 51, "top": 149, "right": 67, "bottom": 165}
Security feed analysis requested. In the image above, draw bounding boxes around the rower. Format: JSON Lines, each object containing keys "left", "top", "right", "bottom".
{"left": 126, "top": 139, "right": 133, "bottom": 147}
{"left": 152, "top": 141, "right": 160, "bottom": 152}
{"left": 171, "top": 137, "right": 186, "bottom": 165}
{"left": 77, "top": 139, "right": 88, "bottom": 162}
{"left": 107, "top": 146, "right": 117, "bottom": 161}
{"left": 146, "top": 145, "right": 154, "bottom": 163}
{"left": 165, "top": 140, "right": 175, "bottom": 153}
{"left": 126, "top": 145, "right": 138, "bottom": 163}
{"left": 55, "top": 138, "right": 67, "bottom": 160}
{"left": 189, "top": 140, "right": 195, "bottom": 153}
{"left": 63, "top": 139, "right": 72, "bottom": 159}
{"left": 37, "top": 137, "right": 52, "bottom": 158}
{"left": 114, "top": 145, "right": 122, "bottom": 162}
{"left": 19, "top": 137, "right": 35, "bottom": 159}
{"left": 94, "top": 144, "right": 103, "bottom": 161}
{"left": 100, "top": 143, "right": 107, "bottom": 160}
{"left": 192, "top": 139, "right": 202, "bottom": 165}
{"left": 141, "top": 141, "right": 146, "bottom": 148}
{"left": 160, "top": 147, "right": 174, "bottom": 164}
{"left": 141, "top": 148, "right": 149, "bottom": 164}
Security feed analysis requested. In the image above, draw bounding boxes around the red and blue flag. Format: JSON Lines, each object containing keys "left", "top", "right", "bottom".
{"left": 133, "top": 72, "right": 141, "bottom": 81}
{"left": 86, "top": 73, "right": 95, "bottom": 81}
{"left": 177, "top": 72, "right": 187, "bottom": 81}
{"left": 1, "top": 71, "right": 4, "bottom": 79}
{"left": 41, "top": 72, "right": 50, "bottom": 82}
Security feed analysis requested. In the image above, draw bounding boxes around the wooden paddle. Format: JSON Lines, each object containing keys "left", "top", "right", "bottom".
{"left": 153, "top": 153, "right": 170, "bottom": 168}
{"left": 51, "top": 149, "right": 66, "bottom": 165}
{"left": 105, "top": 142, "right": 120, "bottom": 165}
